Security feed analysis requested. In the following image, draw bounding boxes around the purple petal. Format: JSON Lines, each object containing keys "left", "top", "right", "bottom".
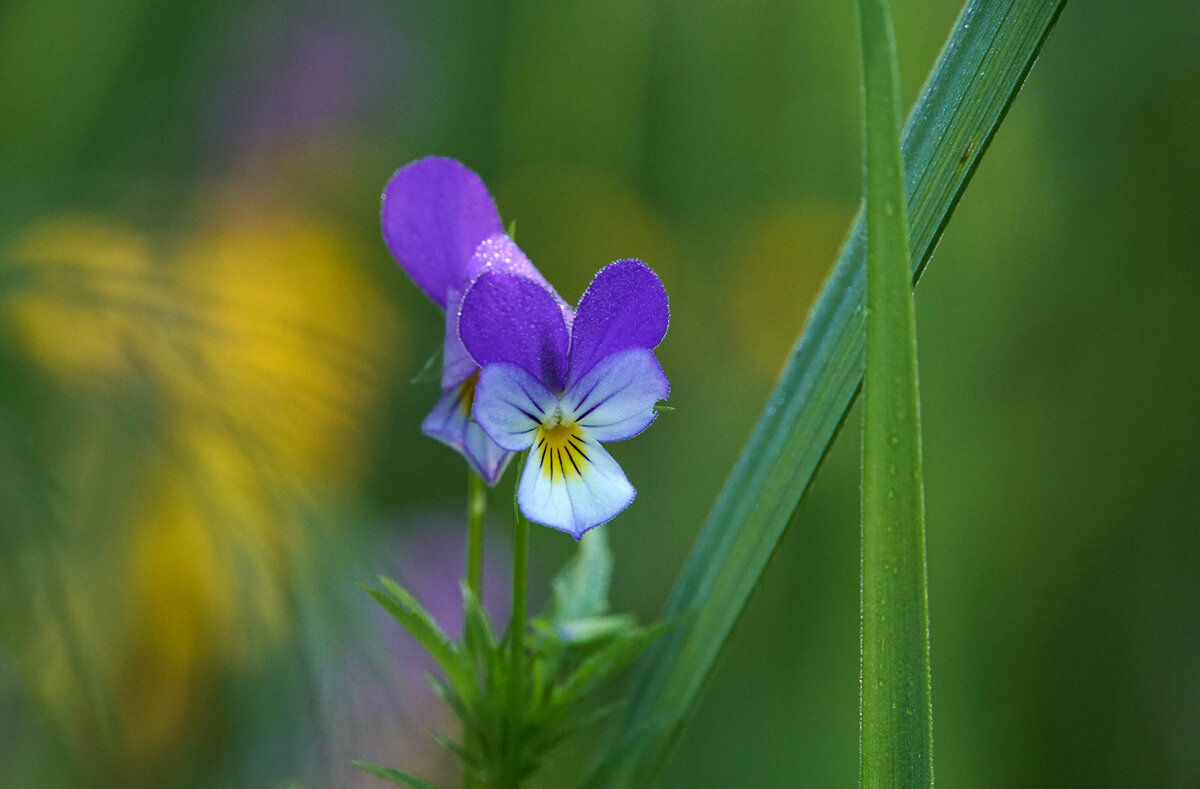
{"left": 421, "top": 383, "right": 512, "bottom": 484}
{"left": 441, "top": 288, "right": 476, "bottom": 388}
{"left": 465, "top": 233, "right": 575, "bottom": 327}
{"left": 381, "top": 157, "right": 503, "bottom": 307}
{"left": 563, "top": 348, "right": 668, "bottom": 442}
{"left": 444, "top": 235, "right": 574, "bottom": 389}
{"left": 567, "top": 259, "right": 669, "bottom": 386}
{"left": 459, "top": 272, "right": 570, "bottom": 391}
{"left": 472, "top": 362, "right": 558, "bottom": 451}
{"left": 466, "top": 233, "right": 541, "bottom": 283}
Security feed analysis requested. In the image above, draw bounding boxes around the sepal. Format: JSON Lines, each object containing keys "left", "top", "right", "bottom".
{"left": 409, "top": 345, "right": 443, "bottom": 384}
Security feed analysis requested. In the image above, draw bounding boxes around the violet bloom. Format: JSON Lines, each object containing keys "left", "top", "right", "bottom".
{"left": 459, "top": 260, "right": 669, "bottom": 538}
{"left": 382, "top": 157, "right": 568, "bottom": 483}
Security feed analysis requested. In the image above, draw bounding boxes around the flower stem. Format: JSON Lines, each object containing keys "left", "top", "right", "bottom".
{"left": 507, "top": 488, "right": 530, "bottom": 786}
{"left": 510, "top": 506, "right": 528, "bottom": 685}
{"left": 497, "top": 455, "right": 530, "bottom": 788}
{"left": 465, "top": 471, "right": 486, "bottom": 789}
{"left": 466, "top": 469, "right": 486, "bottom": 598}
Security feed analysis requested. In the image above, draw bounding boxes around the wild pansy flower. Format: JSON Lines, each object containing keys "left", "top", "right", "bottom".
{"left": 382, "top": 156, "right": 569, "bottom": 483}
{"left": 459, "top": 259, "right": 669, "bottom": 538}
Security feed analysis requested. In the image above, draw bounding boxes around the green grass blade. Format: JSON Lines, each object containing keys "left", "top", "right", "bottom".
{"left": 858, "top": 0, "right": 933, "bottom": 784}
{"left": 592, "top": 0, "right": 1067, "bottom": 784}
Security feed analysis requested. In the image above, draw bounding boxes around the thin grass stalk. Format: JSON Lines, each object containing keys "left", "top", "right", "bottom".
{"left": 857, "top": 0, "right": 933, "bottom": 784}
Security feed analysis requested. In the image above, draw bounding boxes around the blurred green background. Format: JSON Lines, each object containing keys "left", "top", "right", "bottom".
{"left": 1, "top": 0, "right": 1197, "bottom": 786}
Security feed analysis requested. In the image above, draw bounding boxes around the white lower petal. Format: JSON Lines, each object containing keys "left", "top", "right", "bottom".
{"left": 518, "top": 431, "right": 634, "bottom": 538}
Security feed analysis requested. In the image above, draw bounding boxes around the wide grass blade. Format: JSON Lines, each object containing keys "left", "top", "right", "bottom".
{"left": 591, "top": 0, "right": 1067, "bottom": 784}
{"left": 857, "top": 0, "right": 933, "bottom": 784}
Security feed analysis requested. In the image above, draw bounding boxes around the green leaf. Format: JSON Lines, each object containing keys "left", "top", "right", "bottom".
{"left": 428, "top": 729, "right": 472, "bottom": 763}
{"left": 409, "top": 346, "right": 443, "bottom": 384}
{"left": 591, "top": 0, "right": 1068, "bottom": 784}
{"left": 528, "top": 650, "right": 550, "bottom": 713}
{"left": 548, "top": 526, "right": 612, "bottom": 624}
{"left": 363, "top": 579, "right": 474, "bottom": 701}
{"left": 550, "top": 624, "right": 666, "bottom": 712}
{"left": 858, "top": 0, "right": 933, "bottom": 784}
{"left": 461, "top": 580, "right": 499, "bottom": 680}
{"left": 554, "top": 615, "right": 637, "bottom": 645}
{"left": 427, "top": 675, "right": 470, "bottom": 723}
{"left": 351, "top": 760, "right": 438, "bottom": 789}
{"left": 528, "top": 699, "right": 628, "bottom": 756}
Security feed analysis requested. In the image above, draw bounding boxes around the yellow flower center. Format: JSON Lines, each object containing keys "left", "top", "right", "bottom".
{"left": 456, "top": 371, "right": 479, "bottom": 416}
{"left": 536, "top": 422, "right": 589, "bottom": 480}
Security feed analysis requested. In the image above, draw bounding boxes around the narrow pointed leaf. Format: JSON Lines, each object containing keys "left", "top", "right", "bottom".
{"left": 461, "top": 581, "right": 499, "bottom": 681}
{"left": 555, "top": 615, "right": 637, "bottom": 645}
{"left": 594, "top": 0, "right": 1068, "bottom": 783}
{"left": 351, "top": 761, "right": 439, "bottom": 789}
{"left": 427, "top": 675, "right": 470, "bottom": 723}
{"left": 410, "top": 345, "right": 444, "bottom": 384}
{"left": 551, "top": 624, "right": 666, "bottom": 712}
{"left": 428, "top": 729, "right": 472, "bottom": 763}
{"left": 363, "top": 579, "right": 474, "bottom": 699}
{"left": 530, "top": 700, "right": 628, "bottom": 755}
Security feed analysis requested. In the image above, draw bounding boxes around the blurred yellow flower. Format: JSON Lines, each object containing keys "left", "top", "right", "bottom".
{"left": 168, "top": 196, "right": 404, "bottom": 485}
{"left": 6, "top": 216, "right": 162, "bottom": 378}
{"left": 113, "top": 472, "right": 233, "bottom": 768}
{"left": 2, "top": 195, "right": 406, "bottom": 779}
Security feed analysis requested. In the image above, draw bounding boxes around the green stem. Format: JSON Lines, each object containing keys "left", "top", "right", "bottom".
{"left": 510, "top": 507, "right": 528, "bottom": 686}
{"left": 858, "top": 0, "right": 933, "bottom": 785}
{"left": 465, "top": 471, "right": 486, "bottom": 789}
{"left": 467, "top": 469, "right": 486, "bottom": 598}
{"left": 502, "top": 458, "right": 530, "bottom": 788}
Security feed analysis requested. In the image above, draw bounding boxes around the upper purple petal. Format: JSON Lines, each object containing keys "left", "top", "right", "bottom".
{"left": 381, "top": 157, "right": 503, "bottom": 308}
{"left": 459, "top": 272, "right": 570, "bottom": 391}
{"left": 466, "top": 233, "right": 541, "bottom": 282}
{"left": 566, "top": 259, "right": 669, "bottom": 385}
{"left": 443, "top": 235, "right": 574, "bottom": 389}
{"left": 465, "top": 234, "right": 575, "bottom": 327}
